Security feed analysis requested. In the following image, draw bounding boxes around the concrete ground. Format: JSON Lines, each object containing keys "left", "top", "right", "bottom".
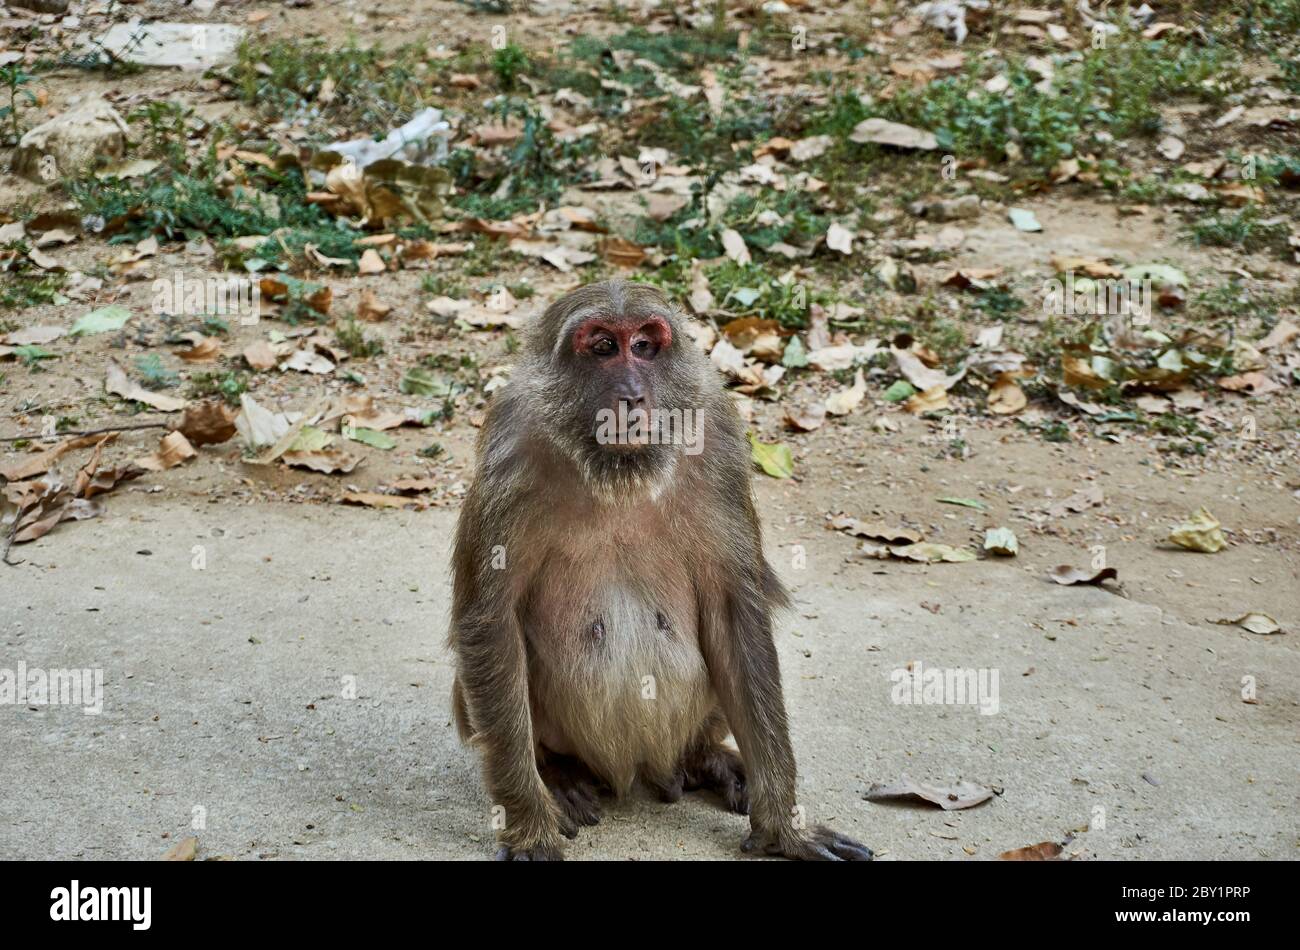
{"left": 1, "top": 496, "right": 1295, "bottom": 861}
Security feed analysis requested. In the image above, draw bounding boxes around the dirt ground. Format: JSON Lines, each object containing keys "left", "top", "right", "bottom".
{"left": 1, "top": 1, "right": 1297, "bottom": 859}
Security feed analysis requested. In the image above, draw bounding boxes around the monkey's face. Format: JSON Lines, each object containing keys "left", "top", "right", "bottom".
{"left": 543, "top": 310, "right": 696, "bottom": 492}
{"left": 571, "top": 313, "right": 672, "bottom": 450}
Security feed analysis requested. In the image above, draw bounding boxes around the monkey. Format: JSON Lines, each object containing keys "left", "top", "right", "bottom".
{"left": 448, "top": 279, "right": 872, "bottom": 861}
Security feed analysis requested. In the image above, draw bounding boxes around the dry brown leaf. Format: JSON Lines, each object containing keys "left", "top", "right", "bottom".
{"left": 283, "top": 449, "right": 364, "bottom": 474}
{"left": 136, "top": 431, "right": 197, "bottom": 471}
{"left": 904, "top": 386, "right": 949, "bottom": 414}
{"left": 390, "top": 477, "right": 439, "bottom": 494}
{"left": 829, "top": 516, "right": 922, "bottom": 544}
{"left": 357, "top": 249, "right": 387, "bottom": 274}
{"left": 161, "top": 837, "right": 198, "bottom": 861}
{"left": 176, "top": 333, "right": 221, "bottom": 362}
{"left": 1049, "top": 254, "right": 1122, "bottom": 278}
{"left": 599, "top": 236, "right": 646, "bottom": 267}
{"left": 243, "top": 340, "right": 280, "bottom": 371}
{"left": 987, "top": 374, "right": 1027, "bottom": 415}
{"left": 864, "top": 776, "right": 994, "bottom": 810}
{"left": 825, "top": 368, "right": 867, "bottom": 416}
{"left": 356, "top": 287, "right": 392, "bottom": 321}
{"left": 105, "top": 359, "right": 186, "bottom": 412}
{"left": 2, "top": 325, "right": 65, "bottom": 346}
{"left": 339, "top": 491, "right": 427, "bottom": 509}
{"left": 999, "top": 841, "right": 1064, "bottom": 861}
{"left": 1218, "top": 372, "right": 1280, "bottom": 395}
{"left": 173, "top": 400, "right": 237, "bottom": 446}
{"left": 784, "top": 403, "right": 827, "bottom": 432}
{"left": 1048, "top": 565, "right": 1118, "bottom": 586}
{"left": 849, "top": 118, "right": 938, "bottom": 150}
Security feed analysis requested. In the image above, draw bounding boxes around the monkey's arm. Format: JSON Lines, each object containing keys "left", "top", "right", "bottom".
{"left": 697, "top": 470, "right": 872, "bottom": 861}
{"left": 450, "top": 488, "right": 571, "bottom": 859}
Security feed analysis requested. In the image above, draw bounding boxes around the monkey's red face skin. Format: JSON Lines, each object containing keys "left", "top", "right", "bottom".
{"left": 571, "top": 315, "right": 672, "bottom": 450}
{"left": 571, "top": 316, "right": 672, "bottom": 361}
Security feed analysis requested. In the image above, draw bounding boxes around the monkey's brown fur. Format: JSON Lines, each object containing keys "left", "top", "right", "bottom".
{"left": 448, "top": 280, "right": 871, "bottom": 860}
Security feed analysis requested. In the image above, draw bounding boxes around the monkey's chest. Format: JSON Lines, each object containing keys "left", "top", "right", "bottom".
{"left": 523, "top": 561, "right": 712, "bottom": 787}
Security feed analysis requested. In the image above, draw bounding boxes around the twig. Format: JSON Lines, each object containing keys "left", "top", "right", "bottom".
{"left": 0, "top": 422, "right": 170, "bottom": 444}
{"left": 2, "top": 519, "right": 21, "bottom": 567}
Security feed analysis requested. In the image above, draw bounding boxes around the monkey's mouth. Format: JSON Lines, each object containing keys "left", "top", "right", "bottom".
{"left": 592, "top": 405, "right": 658, "bottom": 451}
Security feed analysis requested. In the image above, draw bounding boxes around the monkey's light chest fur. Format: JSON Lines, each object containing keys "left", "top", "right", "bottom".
{"left": 523, "top": 495, "right": 715, "bottom": 794}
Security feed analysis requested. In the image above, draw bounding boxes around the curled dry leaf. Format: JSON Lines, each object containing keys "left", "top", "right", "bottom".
{"left": 2, "top": 325, "right": 65, "bottom": 346}
{"left": 135, "top": 431, "right": 196, "bottom": 471}
{"left": 1218, "top": 372, "right": 1280, "bottom": 396}
{"left": 283, "top": 450, "right": 364, "bottom": 474}
{"left": 825, "top": 369, "right": 867, "bottom": 416}
{"left": 904, "top": 386, "right": 949, "bottom": 414}
{"left": 999, "top": 842, "right": 1065, "bottom": 861}
{"left": 390, "top": 477, "right": 439, "bottom": 494}
{"left": 983, "top": 527, "right": 1019, "bottom": 556}
{"left": 849, "top": 118, "right": 938, "bottom": 150}
{"left": 1211, "top": 613, "right": 1282, "bottom": 635}
{"left": 599, "top": 236, "right": 647, "bottom": 267}
{"left": 161, "top": 837, "right": 198, "bottom": 861}
{"left": 1257, "top": 320, "right": 1298, "bottom": 351}
{"left": 987, "top": 374, "right": 1027, "bottom": 415}
{"left": 243, "top": 340, "right": 280, "bottom": 371}
{"left": 826, "top": 222, "right": 854, "bottom": 256}
{"left": 339, "top": 491, "right": 427, "bottom": 510}
{"left": 1049, "top": 254, "right": 1122, "bottom": 278}
{"left": 830, "top": 515, "right": 922, "bottom": 544}
{"left": 176, "top": 333, "right": 220, "bottom": 362}
{"left": 1049, "top": 565, "right": 1118, "bottom": 586}
{"left": 860, "top": 541, "right": 975, "bottom": 563}
{"left": 173, "top": 400, "right": 237, "bottom": 446}
{"left": 784, "top": 403, "right": 826, "bottom": 432}
{"left": 1168, "top": 506, "right": 1225, "bottom": 553}
{"left": 892, "top": 345, "right": 965, "bottom": 392}
{"left": 720, "top": 228, "right": 751, "bottom": 264}
{"left": 863, "top": 776, "right": 994, "bottom": 811}
{"left": 356, "top": 288, "right": 392, "bottom": 321}
{"left": 721, "top": 317, "right": 784, "bottom": 362}
{"left": 105, "top": 359, "right": 186, "bottom": 412}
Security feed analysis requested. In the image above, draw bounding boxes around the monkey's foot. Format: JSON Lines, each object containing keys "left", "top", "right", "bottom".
{"left": 678, "top": 743, "right": 749, "bottom": 815}
{"left": 495, "top": 842, "right": 565, "bottom": 861}
{"left": 539, "top": 754, "right": 604, "bottom": 834}
{"left": 742, "top": 824, "right": 873, "bottom": 862}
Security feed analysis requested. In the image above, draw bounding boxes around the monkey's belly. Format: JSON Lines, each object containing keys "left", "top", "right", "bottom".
{"left": 525, "top": 585, "right": 714, "bottom": 793}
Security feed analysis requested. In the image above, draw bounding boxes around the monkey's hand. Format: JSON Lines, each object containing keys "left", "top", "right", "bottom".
{"left": 493, "top": 793, "right": 577, "bottom": 861}
{"left": 741, "top": 824, "right": 874, "bottom": 862}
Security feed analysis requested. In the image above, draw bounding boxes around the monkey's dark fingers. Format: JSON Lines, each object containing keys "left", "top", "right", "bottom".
{"left": 557, "top": 810, "right": 580, "bottom": 840}
{"left": 810, "top": 825, "right": 874, "bottom": 862}
{"left": 740, "top": 827, "right": 873, "bottom": 862}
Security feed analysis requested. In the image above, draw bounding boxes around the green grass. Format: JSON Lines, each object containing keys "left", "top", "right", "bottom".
{"left": 1, "top": 243, "right": 67, "bottom": 310}
{"left": 229, "top": 38, "right": 437, "bottom": 137}
{"left": 1187, "top": 206, "right": 1291, "bottom": 255}
{"left": 187, "top": 370, "right": 249, "bottom": 406}
{"left": 134, "top": 353, "right": 179, "bottom": 390}
{"left": 877, "top": 36, "right": 1245, "bottom": 170}
{"left": 336, "top": 319, "right": 384, "bottom": 358}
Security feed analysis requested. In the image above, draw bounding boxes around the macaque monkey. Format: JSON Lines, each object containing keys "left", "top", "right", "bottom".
{"left": 448, "top": 279, "right": 871, "bottom": 861}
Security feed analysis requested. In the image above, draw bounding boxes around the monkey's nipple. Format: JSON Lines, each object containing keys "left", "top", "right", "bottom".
{"left": 590, "top": 618, "right": 606, "bottom": 644}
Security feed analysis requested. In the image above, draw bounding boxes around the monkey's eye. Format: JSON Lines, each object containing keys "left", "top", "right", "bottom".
{"left": 631, "top": 338, "right": 658, "bottom": 359}
{"left": 591, "top": 336, "right": 617, "bottom": 357}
